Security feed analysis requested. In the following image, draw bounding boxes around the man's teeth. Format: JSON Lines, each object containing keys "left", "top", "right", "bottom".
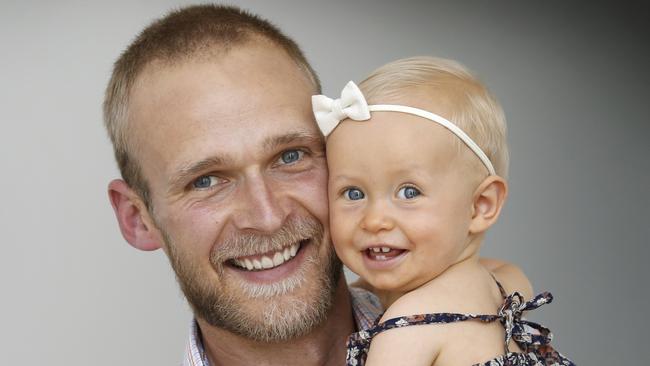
{"left": 250, "top": 259, "right": 260, "bottom": 270}
{"left": 232, "top": 242, "right": 300, "bottom": 271}
{"left": 370, "top": 247, "right": 392, "bottom": 253}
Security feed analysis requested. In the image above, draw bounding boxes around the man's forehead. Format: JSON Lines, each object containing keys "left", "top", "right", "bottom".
{"left": 134, "top": 38, "right": 314, "bottom": 95}
{"left": 126, "top": 43, "right": 320, "bottom": 182}
{"left": 130, "top": 42, "right": 315, "bottom": 120}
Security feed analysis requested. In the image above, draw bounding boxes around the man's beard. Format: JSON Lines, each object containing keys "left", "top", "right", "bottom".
{"left": 160, "top": 215, "right": 343, "bottom": 342}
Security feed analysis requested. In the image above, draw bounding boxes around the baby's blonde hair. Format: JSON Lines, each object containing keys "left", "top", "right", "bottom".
{"left": 359, "top": 56, "right": 509, "bottom": 178}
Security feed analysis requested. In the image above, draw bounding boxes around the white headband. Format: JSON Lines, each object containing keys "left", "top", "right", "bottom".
{"left": 312, "top": 81, "right": 496, "bottom": 175}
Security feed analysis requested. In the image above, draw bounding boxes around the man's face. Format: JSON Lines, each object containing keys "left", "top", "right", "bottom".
{"left": 128, "top": 40, "right": 341, "bottom": 341}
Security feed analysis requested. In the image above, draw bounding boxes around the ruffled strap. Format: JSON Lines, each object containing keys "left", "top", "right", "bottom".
{"left": 346, "top": 312, "right": 502, "bottom": 365}
{"left": 498, "top": 291, "right": 555, "bottom": 354}
{"left": 346, "top": 291, "right": 558, "bottom": 366}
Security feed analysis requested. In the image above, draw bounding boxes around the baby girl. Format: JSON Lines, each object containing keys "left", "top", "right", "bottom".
{"left": 313, "top": 57, "right": 574, "bottom": 366}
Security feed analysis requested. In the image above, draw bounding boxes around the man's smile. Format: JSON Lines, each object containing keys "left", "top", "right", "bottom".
{"left": 223, "top": 238, "right": 318, "bottom": 285}
{"left": 229, "top": 239, "right": 306, "bottom": 271}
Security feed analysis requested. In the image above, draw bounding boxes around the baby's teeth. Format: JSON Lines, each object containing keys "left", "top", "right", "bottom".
{"left": 283, "top": 247, "right": 291, "bottom": 261}
{"left": 381, "top": 247, "right": 390, "bottom": 253}
{"left": 261, "top": 256, "right": 274, "bottom": 269}
{"left": 372, "top": 248, "right": 381, "bottom": 253}
{"left": 273, "top": 252, "right": 284, "bottom": 266}
{"left": 252, "top": 259, "right": 262, "bottom": 270}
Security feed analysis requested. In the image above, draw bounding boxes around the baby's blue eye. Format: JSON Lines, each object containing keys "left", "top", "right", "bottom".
{"left": 192, "top": 175, "right": 218, "bottom": 189}
{"left": 397, "top": 186, "right": 421, "bottom": 199}
{"left": 343, "top": 188, "right": 365, "bottom": 201}
{"left": 280, "top": 149, "right": 303, "bottom": 164}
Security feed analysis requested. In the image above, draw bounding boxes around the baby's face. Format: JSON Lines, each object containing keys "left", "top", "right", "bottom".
{"left": 327, "top": 111, "right": 479, "bottom": 292}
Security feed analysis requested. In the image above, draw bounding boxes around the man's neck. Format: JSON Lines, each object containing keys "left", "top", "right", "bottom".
{"left": 198, "top": 279, "right": 354, "bottom": 366}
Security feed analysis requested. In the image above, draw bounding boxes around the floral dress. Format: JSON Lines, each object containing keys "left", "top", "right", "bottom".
{"left": 346, "top": 280, "right": 575, "bottom": 366}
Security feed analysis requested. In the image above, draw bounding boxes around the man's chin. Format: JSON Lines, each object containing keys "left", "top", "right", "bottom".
{"left": 188, "top": 241, "right": 343, "bottom": 343}
{"left": 163, "top": 213, "right": 343, "bottom": 342}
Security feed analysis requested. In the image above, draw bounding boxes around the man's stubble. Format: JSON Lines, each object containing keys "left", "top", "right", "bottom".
{"left": 158, "top": 214, "right": 343, "bottom": 342}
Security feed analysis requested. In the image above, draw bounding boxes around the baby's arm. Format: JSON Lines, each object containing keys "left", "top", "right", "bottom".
{"left": 365, "top": 322, "right": 440, "bottom": 366}
{"left": 364, "top": 295, "right": 444, "bottom": 366}
{"left": 480, "top": 257, "right": 533, "bottom": 299}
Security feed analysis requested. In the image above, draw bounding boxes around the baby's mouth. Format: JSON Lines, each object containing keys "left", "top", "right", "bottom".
{"left": 228, "top": 239, "right": 307, "bottom": 271}
{"left": 365, "top": 246, "right": 406, "bottom": 261}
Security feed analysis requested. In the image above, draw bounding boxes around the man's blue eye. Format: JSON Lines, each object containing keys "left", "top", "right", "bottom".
{"left": 397, "top": 186, "right": 421, "bottom": 199}
{"left": 281, "top": 150, "right": 303, "bottom": 164}
{"left": 344, "top": 188, "right": 365, "bottom": 201}
{"left": 193, "top": 176, "right": 217, "bottom": 189}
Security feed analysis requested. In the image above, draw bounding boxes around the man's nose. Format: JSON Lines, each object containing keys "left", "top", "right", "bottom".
{"left": 232, "top": 173, "right": 287, "bottom": 233}
{"left": 360, "top": 200, "right": 395, "bottom": 233}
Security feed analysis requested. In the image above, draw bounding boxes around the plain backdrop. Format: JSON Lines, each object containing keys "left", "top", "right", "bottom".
{"left": 1, "top": 0, "right": 648, "bottom": 364}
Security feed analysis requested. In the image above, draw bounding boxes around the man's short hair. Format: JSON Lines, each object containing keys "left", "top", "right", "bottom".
{"left": 359, "top": 56, "right": 509, "bottom": 178}
{"left": 103, "top": 4, "right": 321, "bottom": 205}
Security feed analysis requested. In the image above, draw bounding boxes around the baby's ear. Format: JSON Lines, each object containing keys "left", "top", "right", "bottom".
{"left": 469, "top": 175, "right": 508, "bottom": 234}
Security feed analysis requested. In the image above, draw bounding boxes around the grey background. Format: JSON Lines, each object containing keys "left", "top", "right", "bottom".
{"left": 1, "top": 0, "right": 648, "bottom": 364}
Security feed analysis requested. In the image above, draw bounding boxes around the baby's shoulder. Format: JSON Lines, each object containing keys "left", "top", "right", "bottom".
{"left": 491, "top": 263, "right": 535, "bottom": 299}
{"left": 375, "top": 285, "right": 457, "bottom": 339}
{"left": 379, "top": 286, "right": 447, "bottom": 321}
{"left": 368, "top": 289, "right": 450, "bottom": 365}
{"left": 380, "top": 278, "right": 498, "bottom": 322}
{"left": 372, "top": 284, "right": 506, "bottom": 363}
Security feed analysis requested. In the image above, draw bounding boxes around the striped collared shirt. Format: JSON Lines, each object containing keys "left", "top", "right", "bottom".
{"left": 182, "top": 287, "right": 382, "bottom": 366}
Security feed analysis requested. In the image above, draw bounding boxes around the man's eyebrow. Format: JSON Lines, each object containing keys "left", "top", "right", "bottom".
{"left": 262, "top": 130, "right": 324, "bottom": 151}
{"left": 168, "top": 131, "right": 323, "bottom": 189}
{"left": 169, "top": 155, "right": 233, "bottom": 188}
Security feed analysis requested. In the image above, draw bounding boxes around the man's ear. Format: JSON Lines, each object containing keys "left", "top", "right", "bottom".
{"left": 108, "top": 179, "right": 162, "bottom": 251}
{"left": 469, "top": 175, "right": 508, "bottom": 234}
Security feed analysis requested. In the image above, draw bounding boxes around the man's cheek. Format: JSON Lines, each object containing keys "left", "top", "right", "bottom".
{"left": 306, "top": 167, "right": 329, "bottom": 219}
{"left": 165, "top": 208, "right": 220, "bottom": 251}
{"left": 294, "top": 169, "right": 329, "bottom": 222}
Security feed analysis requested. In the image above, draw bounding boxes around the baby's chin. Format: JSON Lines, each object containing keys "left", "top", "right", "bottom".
{"left": 361, "top": 272, "right": 421, "bottom": 294}
{"left": 360, "top": 280, "right": 419, "bottom": 309}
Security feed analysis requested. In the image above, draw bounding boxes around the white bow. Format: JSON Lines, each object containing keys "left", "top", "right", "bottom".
{"left": 312, "top": 81, "right": 371, "bottom": 137}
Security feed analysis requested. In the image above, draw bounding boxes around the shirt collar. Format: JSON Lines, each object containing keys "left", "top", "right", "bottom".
{"left": 182, "top": 319, "right": 207, "bottom": 366}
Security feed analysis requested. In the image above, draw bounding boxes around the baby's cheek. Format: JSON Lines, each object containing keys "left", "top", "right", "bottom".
{"left": 329, "top": 210, "right": 355, "bottom": 257}
{"left": 329, "top": 208, "right": 346, "bottom": 247}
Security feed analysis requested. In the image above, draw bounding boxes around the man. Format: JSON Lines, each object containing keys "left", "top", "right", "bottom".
{"left": 104, "top": 5, "right": 529, "bottom": 365}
